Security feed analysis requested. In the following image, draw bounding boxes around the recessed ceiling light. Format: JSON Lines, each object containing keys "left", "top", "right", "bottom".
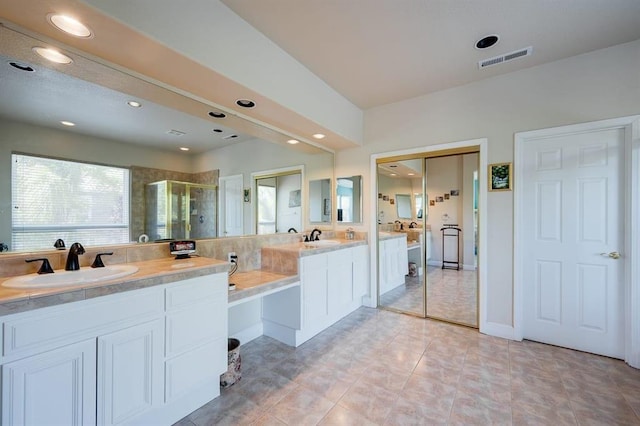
{"left": 127, "top": 101, "right": 142, "bottom": 108}
{"left": 408, "top": 173, "right": 415, "bottom": 176}
{"left": 236, "top": 99, "right": 256, "bottom": 108}
{"left": 212, "top": 128, "right": 223, "bottom": 133}
{"left": 9, "top": 61, "right": 35, "bottom": 72}
{"left": 208, "top": 111, "right": 226, "bottom": 118}
{"left": 390, "top": 173, "right": 397, "bottom": 177}
{"left": 312, "top": 133, "right": 326, "bottom": 139}
{"left": 287, "top": 139, "right": 300, "bottom": 145}
{"left": 47, "top": 14, "right": 93, "bottom": 38}
{"left": 33, "top": 47, "right": 73, "bottom": 64}
{"left": 475, "top": 34, "right": 499, "bottom": 50}
{"left": 60, "top": 120, "right": 75, "bottom": 127}
{"left": 389, "top": 165, "right": 397, "bottom": 168}
{"left": 179, "top": 147, "right": 190, "bottom": 151}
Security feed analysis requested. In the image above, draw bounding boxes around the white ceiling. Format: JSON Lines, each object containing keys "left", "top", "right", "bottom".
{"left": 1, "top": 1, "right": 639, "bottom": 153}
{"left": 222, "top": 0, "right": 640, "bottom": 109}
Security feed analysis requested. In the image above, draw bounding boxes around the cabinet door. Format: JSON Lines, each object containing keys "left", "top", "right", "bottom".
{"left": 398, "top": 238, "right": 409, "bottom": 276}
{"left": 327, "top": 249, "right": 353, "bottom": 317}
{"left": 97, "top": 320, "right": 163, "bottom": 426}
{"left": 2, "top": 339, "right": 96, "bottom": 426}
{"left": 352, "top": 245, "right": 369, "bottom": 300}
{"left": 303, "top": 269, "right": 328, "bottom": 327}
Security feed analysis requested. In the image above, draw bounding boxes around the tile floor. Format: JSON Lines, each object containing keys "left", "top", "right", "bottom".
{"left": 175, "top": 307, "right": 640, "bottom": 425}
{"left": 380, "top": 267, "right": 478, "bottom": 327}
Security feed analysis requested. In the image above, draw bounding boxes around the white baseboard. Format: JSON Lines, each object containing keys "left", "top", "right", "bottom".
{"left": 462, "top": 264, "right": 477, "bottom": 271}
{"left": 481, "top": 321, "right": 518, "bottom": 341}
{"left": 230, "top": 322, "right": 263, "bottom": 345}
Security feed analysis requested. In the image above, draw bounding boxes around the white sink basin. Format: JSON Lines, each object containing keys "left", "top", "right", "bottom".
{"left": 304, "top": 239, "right": 341, "bottom": 248}
{"left": 2, "top": 265, "right": 139, "bottom": 289}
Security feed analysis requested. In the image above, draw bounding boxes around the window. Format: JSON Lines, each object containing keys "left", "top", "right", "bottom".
{"left": 257, "top": 182, "right": 276, "bottom": 234}
{"left": 11, "top": 154, "right": 130, "bottom": 251}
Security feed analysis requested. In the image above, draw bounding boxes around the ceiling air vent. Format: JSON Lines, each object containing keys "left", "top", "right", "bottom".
{"left": 166, "top": 129, "right": 186, "bottom": 137}
{"left": 478, "top": 46, "right": 533, "bottom": 69}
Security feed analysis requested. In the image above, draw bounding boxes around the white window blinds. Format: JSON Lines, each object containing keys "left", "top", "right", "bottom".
{"left": 11, "top": 154, "right": 130, "bottom": 251}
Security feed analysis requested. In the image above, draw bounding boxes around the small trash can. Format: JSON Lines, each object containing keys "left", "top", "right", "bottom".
{"left": 408, "top": 262, "right": 418, "bottom": 277}
{"left": 220, "top": 338, "right": 241, "bottom": 389}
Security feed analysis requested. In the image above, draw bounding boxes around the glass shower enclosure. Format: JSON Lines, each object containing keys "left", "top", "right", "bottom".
{"left": 145, "top": 180, "right": 218, "bottom": 241}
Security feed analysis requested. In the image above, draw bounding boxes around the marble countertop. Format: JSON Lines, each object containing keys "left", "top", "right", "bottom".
{"left": 0, "top": 256, "right": 228, "bottom": 316}
{"left": 228, "top": 269, "right": 299, "bottom": 305}
{"left": 263, "top": 238, "right": 367, "bottom": 257}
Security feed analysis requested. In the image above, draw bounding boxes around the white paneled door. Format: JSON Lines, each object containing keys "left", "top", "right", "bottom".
{"left": 521, "top": 127, "right": 625, "bottom": 358}
{"left": 219, "top": 174, "right": 244, "bottom": 237}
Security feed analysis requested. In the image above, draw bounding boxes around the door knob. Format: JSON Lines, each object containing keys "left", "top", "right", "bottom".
{"left": 600, "top": 251, "right": 621, "bottom": 259}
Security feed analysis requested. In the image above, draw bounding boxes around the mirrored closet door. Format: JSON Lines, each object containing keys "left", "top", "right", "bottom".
{"left": 376, "top": 151, "right": 479, "bottom": 327}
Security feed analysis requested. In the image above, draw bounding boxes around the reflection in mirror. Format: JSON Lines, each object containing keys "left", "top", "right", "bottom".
{"left": 309, "top": 179, "right": 331, "bottom": 223}
{"left": 145, "top": 180, "right": 218, "bottom": 241}
{"left": 0, "top": 25, "right": 334, "bottom": 252}
{"left": 336, "top": 176, "right": 362, "bottom": 223}
{"left": 415, "top": 193, "right": 425, "bottom": 219}
{"left": 395, "top": 194, "right": 412, "bottom": 219}
{"left": 254, "top": 169, "right": 302, "bottom": 234}
{"left": 377, "top": 159, "right": 425, "bottom": 317}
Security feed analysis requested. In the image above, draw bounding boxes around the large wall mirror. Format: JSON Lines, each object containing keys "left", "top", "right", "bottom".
{"left": 336, "top": 176, "right": 362, "bottom": 223}
{"left": 0, "top": 24, "right": 334, "bottom": 253}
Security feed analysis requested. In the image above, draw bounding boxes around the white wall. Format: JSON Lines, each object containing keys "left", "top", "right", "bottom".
{"left": 336, "top": 40, "right": 640, "bottom": 327}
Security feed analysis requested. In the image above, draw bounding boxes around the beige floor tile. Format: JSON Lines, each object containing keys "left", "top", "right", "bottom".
{"left": 269, "top": 387, "right": 335, "bottom": 426}
{"left": 235, "top": 369, "right": 299, "bottom": 409}
{"left": 294, "top": 364, "right": 355, "bottom": 403}
{"left": 338, "top": 379, "right": 400, "bottom": 423}
{"left": 384, "top": 396, "right": 450, "bottom": 425}
{"left": 449, "top": 390, "right": 512, "bottom": 425}
{"left": 172, "top": 307, "right": 640, "bottom": 426}
{"left": 252, "top": 413, "right": 288, "bottom": 426}
{"left": 188, "top": 388, "right": 265, "bottom": 426}
{"left": 511, "top": 400, "right": 577, "bottom": 426}
{"left": 318, "top": 404, "right": 378, "bottom": 426}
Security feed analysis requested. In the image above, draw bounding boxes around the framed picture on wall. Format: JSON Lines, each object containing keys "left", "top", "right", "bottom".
{"left": 489, "top": 162, "right": 512, "bottom": 191}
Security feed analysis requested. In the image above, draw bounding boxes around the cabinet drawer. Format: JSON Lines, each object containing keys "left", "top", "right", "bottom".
{"left": 165, "top": 298, "right": 226, "bottom": 357}
{"left": 164, "top": 338, "right": 226, "bottom": 403}
{"left": 165, "top": 274, "right": 227, "bottom": 312}
{"left": 3, "top": 287, "right": 163, "bottom": 361}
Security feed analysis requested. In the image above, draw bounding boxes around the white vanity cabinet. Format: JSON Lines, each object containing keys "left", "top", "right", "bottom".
{"left": 262, "top": 244, "right": 368, "bottom": 347}
{"left": 379, "top": 236, "right": 409, "bottom": 295}
{"left": 1, "top": 272, "right": 227, "bottom": 426}
{"left": 2, "top": 338, "right": 97, "bottom": 426}
{"left": 97, "top": 319, "right": 164, "bottom": 426}
{"left": 297, "top": 244, "right": 368, "bottom": 345}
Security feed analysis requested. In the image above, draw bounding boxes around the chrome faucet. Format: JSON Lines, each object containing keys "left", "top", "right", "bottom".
{"left": 65, "top": 242, "right": 85, "bottom": 271}
{"left": 309, "top": 228, "right": 322, "bottom": 241}
{"left": 287, "top": 227, "right": 298, "bottom": 233}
